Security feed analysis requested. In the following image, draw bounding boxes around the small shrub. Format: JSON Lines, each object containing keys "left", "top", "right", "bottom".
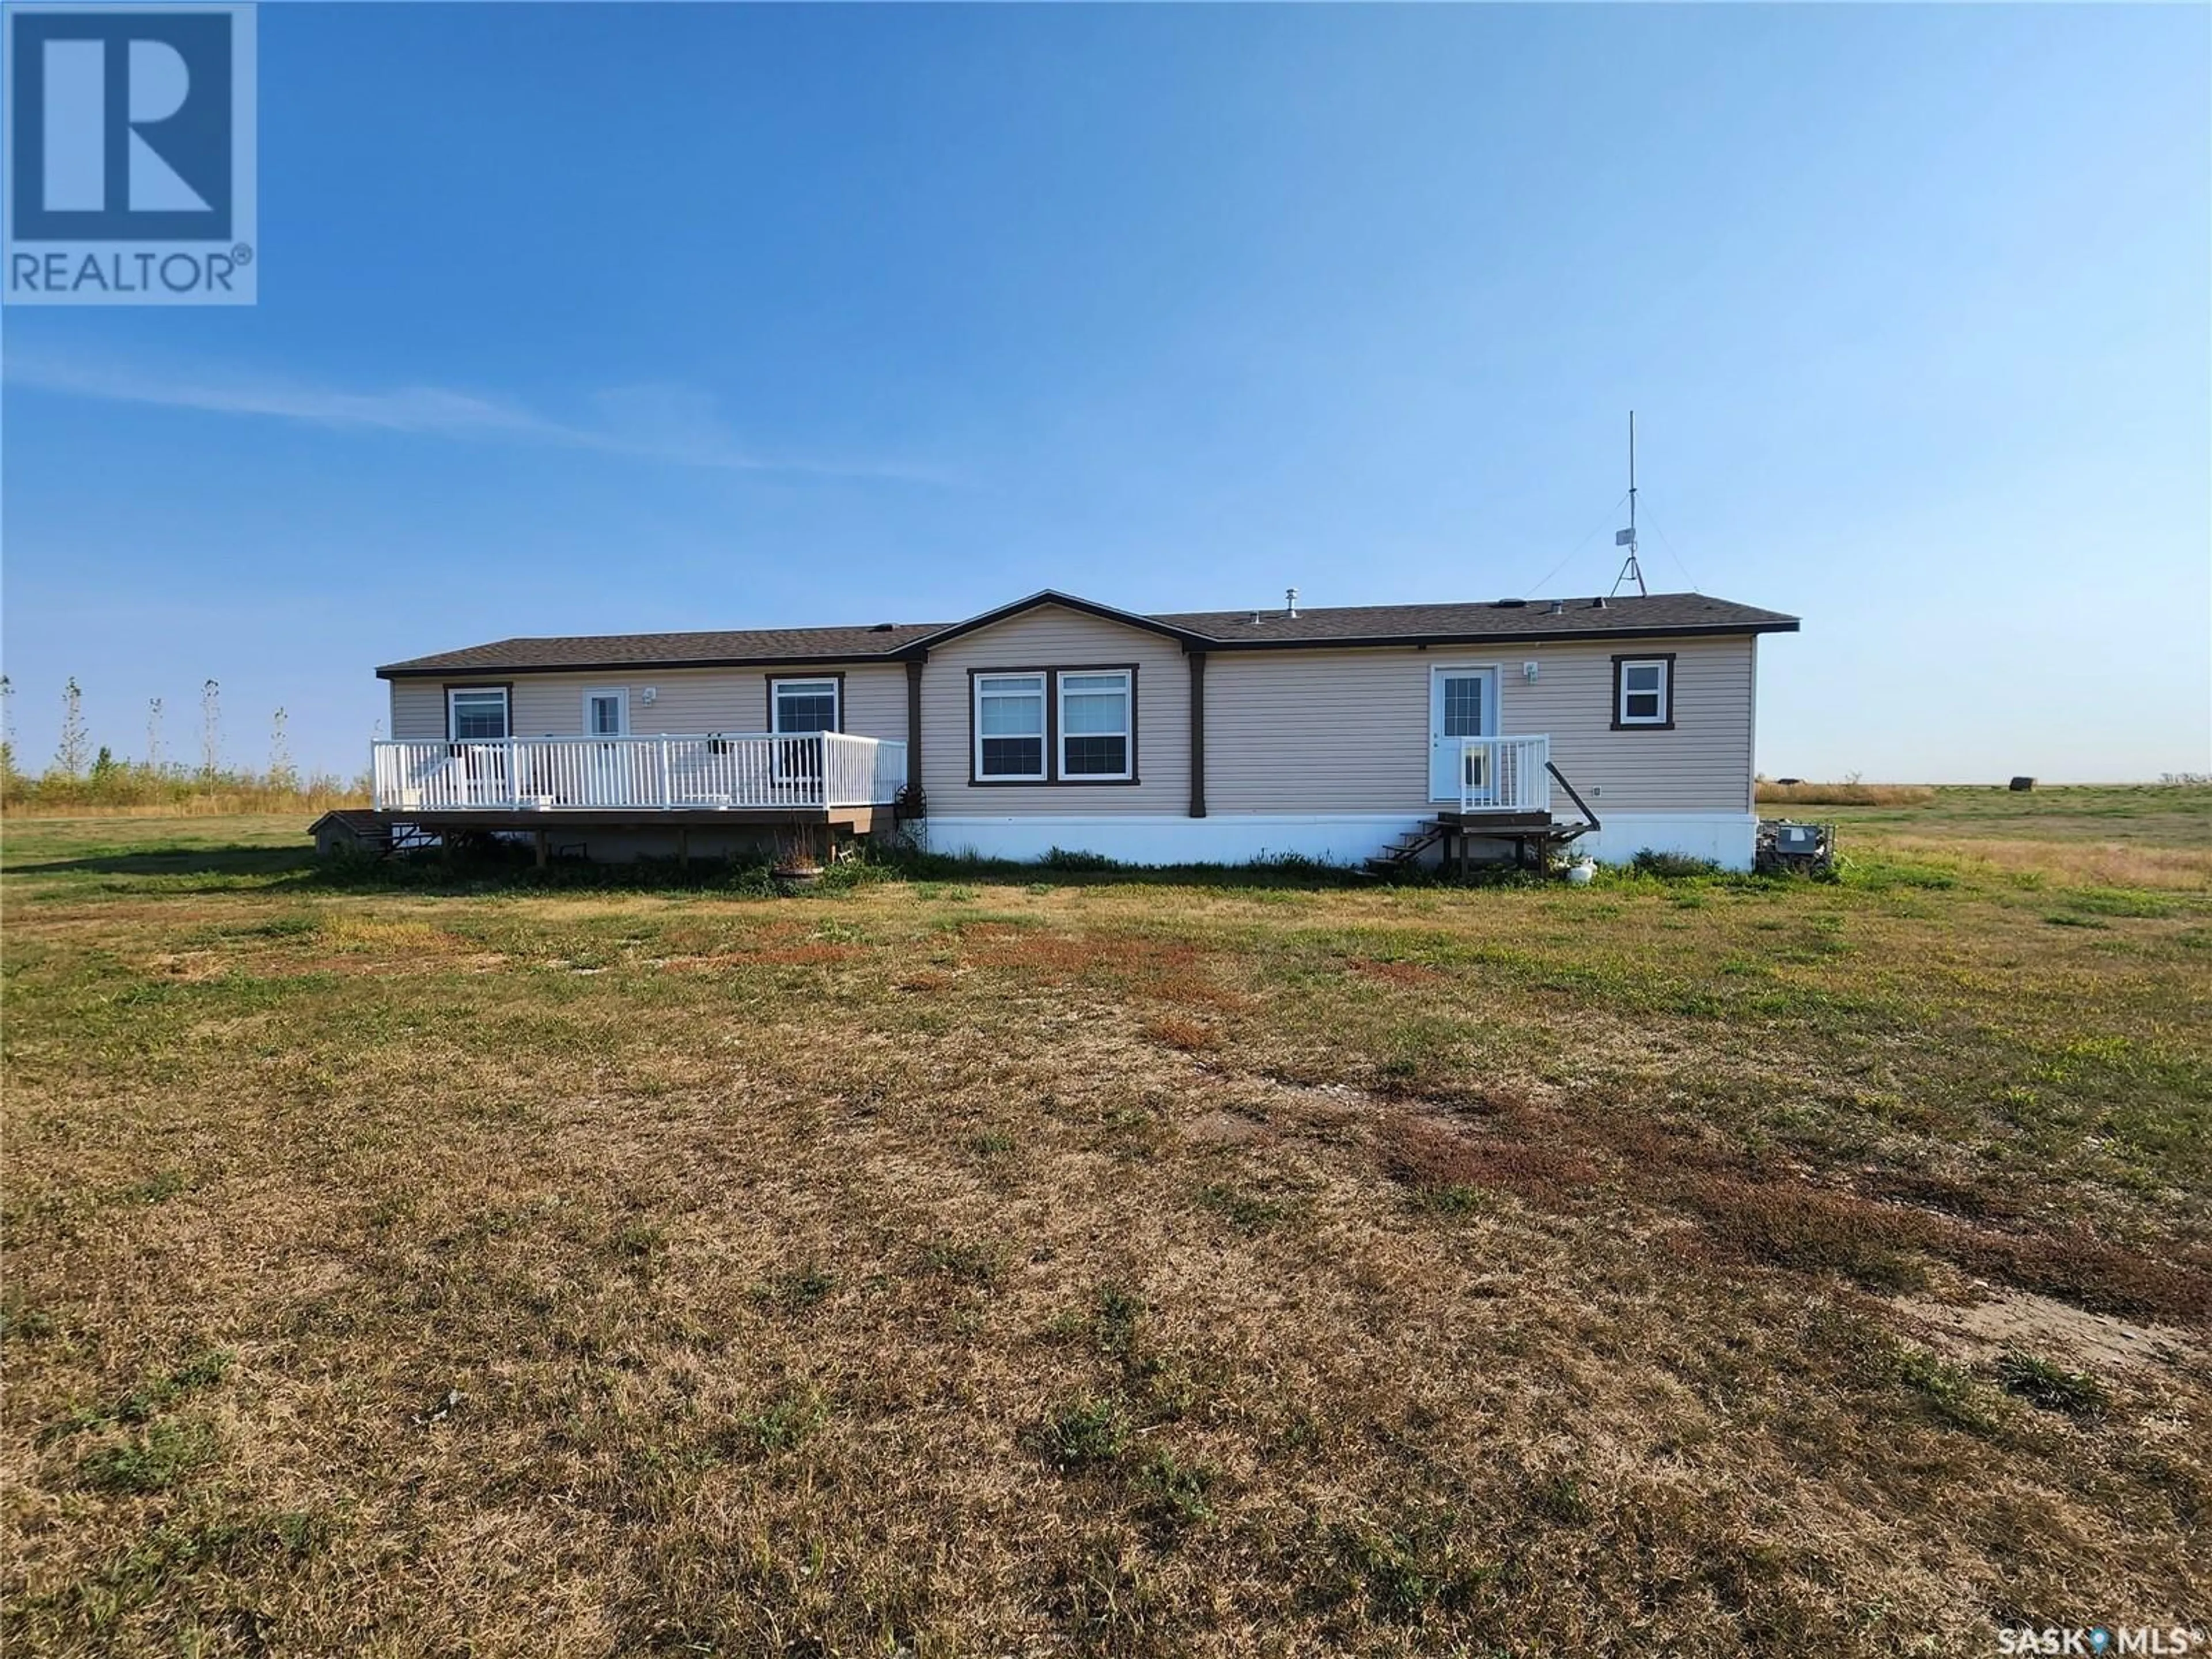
{"left": 1995, "top": 1352, "right": 2108, "bottom": 1419}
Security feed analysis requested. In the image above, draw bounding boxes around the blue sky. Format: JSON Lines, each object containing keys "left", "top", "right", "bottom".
{"left": 5, "top": 3, "right": 2207, "bottom": 782}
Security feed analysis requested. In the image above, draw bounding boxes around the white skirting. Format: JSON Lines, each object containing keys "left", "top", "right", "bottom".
{"left": 1571, "top": 812, "right": 1757, "bottom": 871}
{"left": 915, "top": 811, "right": 1758, "bottom": 872}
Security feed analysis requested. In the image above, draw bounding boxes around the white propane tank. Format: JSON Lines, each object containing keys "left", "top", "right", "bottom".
{"left": 1566, "top": 858, "right": 1597, "bottom": 886}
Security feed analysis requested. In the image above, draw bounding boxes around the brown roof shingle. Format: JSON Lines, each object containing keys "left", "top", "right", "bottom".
{"left": 1153, "top": 593, "right": 1798, "bottom": 647}
{"left": 377, "top": 591, "right": 1797, "bottom": 677}
{"left": 377, "top": 622, "right": 949, "bottom": 676}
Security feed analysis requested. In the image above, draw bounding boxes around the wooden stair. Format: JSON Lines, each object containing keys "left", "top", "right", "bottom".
{"left": 1364, "top": 820, "right": 1449, "bottom": 876}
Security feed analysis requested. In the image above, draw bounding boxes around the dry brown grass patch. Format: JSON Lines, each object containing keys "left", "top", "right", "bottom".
{"left": 1346, "top": 957, "right": 1445, "bottom": 986}
{"left": 1865, "top": 834, "right": 2212, "bottom": 891}
{"left": 1758, "top": 781, "right": 1937, "bottom": 806}
{"left": 1144, "top": 1016, "right": 1219, "bottom": 1052}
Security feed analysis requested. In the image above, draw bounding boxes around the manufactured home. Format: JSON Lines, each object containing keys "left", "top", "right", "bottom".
{"left": 354, "top": 588, "right": 1798, "bottom": 870}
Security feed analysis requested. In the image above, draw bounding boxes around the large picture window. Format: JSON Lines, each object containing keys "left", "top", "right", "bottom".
{"left": 1059, "top": 671, "right": 1131, "bottom": 779}
{"left": 448, "top": 686, "right": 510, "bottom": 741}
{"left": 1612, "top": 656, "right": 1675, "bottom": 729}
{"left": 974, "top": 674, "right": 1047, "bottom": 780}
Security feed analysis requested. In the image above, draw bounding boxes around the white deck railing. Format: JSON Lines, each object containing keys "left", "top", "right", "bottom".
{"left": 371, "top": 733, "right": 908, "bottom": 813}
{"left": 1457, "top": 735, "right": 1551, "bottom": 815}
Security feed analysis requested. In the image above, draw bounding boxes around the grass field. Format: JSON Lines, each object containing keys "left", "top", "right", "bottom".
{"left": 3, "top": 788, "right": 2207, "bottom": 1655}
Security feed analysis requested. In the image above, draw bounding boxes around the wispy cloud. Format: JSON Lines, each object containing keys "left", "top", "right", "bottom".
{"left": 3, "top": 351, "right": 949, "bottom": 483}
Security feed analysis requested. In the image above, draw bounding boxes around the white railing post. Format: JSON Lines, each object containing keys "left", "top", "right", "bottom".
{"left": 507, "top": 737, "right": 520, "bottom": 808}
{"left": 658, "top": 737, "right": 671, "bottom": 809}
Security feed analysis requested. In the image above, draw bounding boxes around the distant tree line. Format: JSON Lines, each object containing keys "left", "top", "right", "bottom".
{"left": 0, "top": 675, "right": 368, "bottom": 815}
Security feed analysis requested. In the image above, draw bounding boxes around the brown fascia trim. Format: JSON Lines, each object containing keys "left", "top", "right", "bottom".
{"left": 379, "top": 615, "right": 1798, "bottom": 677}
{"left": 1190, "top": 619, "right": 1799, "bottom": 653}
{"left": 378, "top": 650, "right": 908, "bottom": 680}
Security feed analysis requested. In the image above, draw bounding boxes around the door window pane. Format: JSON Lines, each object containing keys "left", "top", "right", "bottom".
{"left": 1442, "top": 676, "right": 1485, "bottom": 737}
{"left": 588, "top": 694, "right": 624, "bottom": 736}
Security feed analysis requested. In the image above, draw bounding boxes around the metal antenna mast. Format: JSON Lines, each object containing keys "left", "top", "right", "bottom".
{"left": 1611, "top": 411, "right": 1647, "bottom": 597}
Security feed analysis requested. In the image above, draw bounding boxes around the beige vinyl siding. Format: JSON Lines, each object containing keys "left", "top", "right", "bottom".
{"left": 919, "top": 604, "right": 1190, "bottom": 815}
{"left": 1203, "top": 634, "right": 1754, "bottom": 816}
{"left": 386, "top": 665, "right": 907, "bottom": 743}
{"left": 388, "top": 680, "right": 446, "bottom": 741}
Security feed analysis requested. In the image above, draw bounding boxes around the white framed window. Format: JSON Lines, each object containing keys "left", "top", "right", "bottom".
{"left": 584, "top": 687, "right": 628, "bottom": 736}
{"left": 447, "top": 686, "right": 509, "bottom": 741}
{"left": 975, "top": 673, "right": 1047, "bottom": 780}
{"left": 771, "top": 677, "right": 840, "bottom": 735}
{"left": 1614, "top": 656, "right": 1673, "bottom": 728}
{"left": 1058, "top": 670, "right": 1132, "bottom": 779}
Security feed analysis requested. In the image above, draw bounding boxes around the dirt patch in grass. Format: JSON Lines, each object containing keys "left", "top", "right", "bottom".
{"left": 1894, "top": 1288, "right": 2203, "bottom": 1374}
{"left": 1373, "top": 1091, "right": 2212, "bottom": 1323}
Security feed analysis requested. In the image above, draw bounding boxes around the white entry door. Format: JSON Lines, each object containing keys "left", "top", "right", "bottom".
{"left": 1429, "top": 666, "right": 1498, "bottom": 804}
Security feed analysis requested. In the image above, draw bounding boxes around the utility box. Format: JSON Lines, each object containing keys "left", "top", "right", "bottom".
{"left": 1755, "top": 819, "right": 1834, "bottom": 876}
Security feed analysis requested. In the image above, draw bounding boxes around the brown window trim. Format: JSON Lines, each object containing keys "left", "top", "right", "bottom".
{"left": 967, "top": 664, "right": 1142, "bottom": 786}
{"left": 1611, "top": 653, "right": 1676, "bottom": 732}
{"left": 766, "top": 671, "right": 847, "bottom": 734}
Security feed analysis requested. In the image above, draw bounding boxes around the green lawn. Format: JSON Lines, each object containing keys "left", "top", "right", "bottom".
{"left": 3, "top": 790, "right": 2207, "bottom": 1656}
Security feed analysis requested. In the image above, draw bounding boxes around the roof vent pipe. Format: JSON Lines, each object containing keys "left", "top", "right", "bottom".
{"left": 1547, "top": 599, "right": 1564, "bottom": 615}
{"left": 1591, "top": 596, "right": 1607, "bottom": 609}
{"left": 1285, "top": 587, "right": 1299, "bottom": 619}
